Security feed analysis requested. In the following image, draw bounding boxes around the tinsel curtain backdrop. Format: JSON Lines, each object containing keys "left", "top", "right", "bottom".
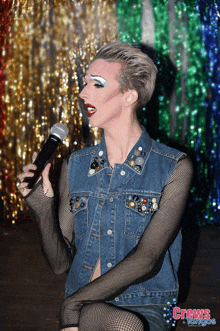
{"left": 0, "top": 0, "right": 219, "bottom": 226}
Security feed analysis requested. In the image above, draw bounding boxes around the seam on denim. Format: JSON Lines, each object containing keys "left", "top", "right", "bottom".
{"left": 151, "top": 148, "right": 185, "bottom": 160}
{"left": 118, "top": 289, "right": 179, "bottom": 299}
{"left": 112, "top": 200, "right": 116, "bottom": 266}
{"left": 69, "top": 191, "right": 162, "bottom": 198}
{"left": 69, "top": 146, "right": 98, "bottom": 160}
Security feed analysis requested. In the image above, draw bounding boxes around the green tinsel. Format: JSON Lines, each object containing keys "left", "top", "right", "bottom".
{"left": 116, "top": 0, "right": 142, "bottom": 44}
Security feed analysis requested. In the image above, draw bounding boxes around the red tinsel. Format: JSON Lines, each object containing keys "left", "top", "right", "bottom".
{"left": 0, "top": 0, "right": 14, "bottom": 220}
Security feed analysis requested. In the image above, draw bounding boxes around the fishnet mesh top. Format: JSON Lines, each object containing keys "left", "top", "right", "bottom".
{"left": 25, "top": 154, "right": 193, "bottom": 329}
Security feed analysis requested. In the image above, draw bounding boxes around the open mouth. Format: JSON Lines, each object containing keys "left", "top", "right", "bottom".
{"left": 85, "top": 104, "right": 97, "bottom": 117}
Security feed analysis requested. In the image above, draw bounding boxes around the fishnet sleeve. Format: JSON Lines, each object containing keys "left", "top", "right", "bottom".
{"left": 25, "top": 159, "right": 75, "bottom": 275}
{"left": 59, "top": 155, "right": 193, "bottom": 329}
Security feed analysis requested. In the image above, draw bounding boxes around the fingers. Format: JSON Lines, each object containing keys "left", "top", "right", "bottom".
{"left": 42, "top": 162, "right": 51, "bottom": 179}
{"left": 32, "top": 151, "right": 38, "bottom": 163}
{"left": 22, "top": 162, "right": 37, "bottom": 174}
{"left": 17, "top": 153, "right": 38, "bottom": 196}
{"left": 19, "top": 164, "right": 36, "bottom": 179}
{"left": 17, "top": 181, "right": 30, "bottom": 196}
{"left": 42, "top": 163, "right": 54, "bottom": 198}
{"left": 17, "top": 152, "right": 54, "bottom": 198}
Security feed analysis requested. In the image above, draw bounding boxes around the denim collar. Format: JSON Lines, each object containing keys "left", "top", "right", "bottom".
{"left": 88, "top": 126, "right": 153, "bottom": 176}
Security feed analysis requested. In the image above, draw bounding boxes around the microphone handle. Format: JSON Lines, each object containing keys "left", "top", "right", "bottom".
{"left": 24, "top": 135, "right": 62, "bottom": 189}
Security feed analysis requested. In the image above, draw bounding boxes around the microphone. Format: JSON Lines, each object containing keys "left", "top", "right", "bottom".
{"left": 24, "top": 123, "right": 69, "bottom": 189}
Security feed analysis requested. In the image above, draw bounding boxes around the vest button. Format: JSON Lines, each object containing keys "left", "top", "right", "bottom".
{"left": 153, "top": 203, "right": 158, "bottom": 209}
{"left": 107, "top": 262, "right": 112, "bottom": 268}
{"left": 120, "top": 170, "right": 126, "bottom": 176}
{"left": 141, "top": 197, "right": 148, "bottom": 204}
{"left": 129, "top": 160, "right": 135, "bottom": 166}
{"left": 134, "top": 165, "right": 141, "bottom": 172}
{"left": 99, "top": 157, "right": 104, "bottom": 164}
{"left": 115, "top": 297, "right": 119, "bottom": 302}
{"left": 128, "top": 201, "right": 135, "bottom": 208}
{"left": 91, "top": 161, "right": 99, "bottom": 169}
{"left": 134, "top": 149, "right": 140, "bottom": 156}
{"left": 110, "top": 197, "right": 114, "bottom": 202}
{"left": 135, "top": 156, "right": 144, "bottom": 165}
{"left": 107, "top": 230, "right": 112, "bottom": 235}
{"left": 96, "top": 164, "right": 101, "bottom": 171}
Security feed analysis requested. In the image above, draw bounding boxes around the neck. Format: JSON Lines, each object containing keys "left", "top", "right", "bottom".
{"left": 104, "top": 115, "right": 142, "bottom": 168}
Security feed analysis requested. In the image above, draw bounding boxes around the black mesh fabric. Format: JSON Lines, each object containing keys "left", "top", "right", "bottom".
{"left": 78, "top": 303, "right": 148, "bottom": 330}
{"left": 25, "top": 155, "right": 193, "bottom": 330}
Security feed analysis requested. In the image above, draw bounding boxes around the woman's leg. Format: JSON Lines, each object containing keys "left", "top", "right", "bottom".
{"left": 122, "top": 305, "right": 173, "bottom": 331}
{"left": 79, "top": 302, "right": 149, "bottom": 331}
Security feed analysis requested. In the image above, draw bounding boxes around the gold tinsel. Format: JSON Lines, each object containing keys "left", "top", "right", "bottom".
{"left": 2, "top": 0, "right": 118, "bottom": 222}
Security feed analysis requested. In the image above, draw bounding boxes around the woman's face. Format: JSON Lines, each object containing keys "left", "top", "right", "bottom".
{"left": 79, "top": 59, "right": 126, "bottom": 129}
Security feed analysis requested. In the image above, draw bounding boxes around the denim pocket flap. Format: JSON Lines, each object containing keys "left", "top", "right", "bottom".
{"left": 124, "top": 194, "right": 160, "bottom": 215}
{"left": 70, "top": 195, "right": 88, "bottom": 214}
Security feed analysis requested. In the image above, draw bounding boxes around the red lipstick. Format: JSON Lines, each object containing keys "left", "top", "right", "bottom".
{"left": 85, "top": 103, "right": 97, "bottom": 117}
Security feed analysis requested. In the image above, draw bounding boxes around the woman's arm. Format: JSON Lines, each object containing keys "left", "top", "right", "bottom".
{"left": 24, "top": 158, "right": 75, "bottom": 275}
{"left": 59, "top": 156, "right": 193, "bottom": 329}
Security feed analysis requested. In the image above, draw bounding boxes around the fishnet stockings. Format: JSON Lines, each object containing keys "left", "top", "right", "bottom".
{"left": 79, "top": 303, "right": 147, "bottom": 331}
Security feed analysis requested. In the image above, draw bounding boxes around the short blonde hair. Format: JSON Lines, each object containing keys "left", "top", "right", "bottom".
{"left": 94, "top": 42, "right": 158, "bottom": 111}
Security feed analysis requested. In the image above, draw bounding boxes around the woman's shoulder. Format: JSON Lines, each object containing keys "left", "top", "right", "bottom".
{"left": 151, "top": 139, "right": 185, "bottom": 160}
{"left": 68, "top": 144, "right": 99, "bottom": 161}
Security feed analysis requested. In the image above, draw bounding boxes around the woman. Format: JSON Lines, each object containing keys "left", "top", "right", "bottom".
{"left": 18, "top": 42, "right": 193, "bottom": 331}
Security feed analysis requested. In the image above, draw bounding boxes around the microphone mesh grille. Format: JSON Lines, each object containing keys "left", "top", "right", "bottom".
{"left": 50, "top": 123, "right": 69, "bottom": 141}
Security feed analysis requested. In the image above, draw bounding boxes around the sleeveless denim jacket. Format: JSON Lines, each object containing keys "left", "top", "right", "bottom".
{"left": 65, "top": 127, "right": 184, "bottom": 306}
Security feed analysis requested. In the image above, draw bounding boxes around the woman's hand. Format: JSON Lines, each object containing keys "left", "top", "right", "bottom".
{"left": 17, "top": 152, "right": 54, "bottom": 197}
{"left": 61, "top": 328, "right": 78, "bottom": 331}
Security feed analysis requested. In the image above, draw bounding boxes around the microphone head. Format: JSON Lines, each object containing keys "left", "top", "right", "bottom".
{"left": 50, "top": 123, "right": 69, "bottom": 142}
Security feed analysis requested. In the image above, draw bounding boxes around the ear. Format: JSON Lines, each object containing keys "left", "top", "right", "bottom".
{"left": 123, "top": 89, "right": 138, "bottom": 107}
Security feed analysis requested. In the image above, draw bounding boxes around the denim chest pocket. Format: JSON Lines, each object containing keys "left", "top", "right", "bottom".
{"left": 70, "top": 195, "right": 88, "bottom": 239}
{"left": 124, "top": 194, "right": 160, "bottom": 239}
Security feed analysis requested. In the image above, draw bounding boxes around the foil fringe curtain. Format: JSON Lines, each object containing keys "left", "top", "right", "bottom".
{"left": 149, "top": 0, "right": 220, "bottom": 226}
{"left": 117, "top": 0, "right": 220, "bottom": 226}
{"left": 1, "top": 0, "right": 118, "bottom": 221}
{"left": 1, "top": 0, "right": 220, "bottom": 226}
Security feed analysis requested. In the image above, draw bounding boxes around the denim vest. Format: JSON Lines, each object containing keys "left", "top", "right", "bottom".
{"left": 65, "top": 128, "right": 184, "bottom": 306}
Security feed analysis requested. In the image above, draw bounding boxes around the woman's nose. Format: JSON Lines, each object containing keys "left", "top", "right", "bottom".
{"left": 79, "top": 85, "right": 87, "bottom": 100}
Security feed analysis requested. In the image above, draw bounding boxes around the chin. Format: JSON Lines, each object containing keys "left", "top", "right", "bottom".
{"left": 89, "top": 115, "right": 116, "bottom": 131}
{"left": 89, "top": 119, "right": 101, "bottom": 129}
{"left": 89, "top": 116, "right": 103, "bottom": 128}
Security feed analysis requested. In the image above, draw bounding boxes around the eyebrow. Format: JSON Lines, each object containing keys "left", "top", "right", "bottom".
{"left": 91, "top": 75, "right": 107, "bottom": 87}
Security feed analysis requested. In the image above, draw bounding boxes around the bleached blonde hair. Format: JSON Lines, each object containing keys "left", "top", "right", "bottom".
{"left": 94, "top": 42, "right": 158, "bottom": 111}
